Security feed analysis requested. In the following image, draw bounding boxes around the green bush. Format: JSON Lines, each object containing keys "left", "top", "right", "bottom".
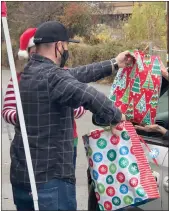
{"left": 123, "top": 2, "right": 166, "bottom": 48}
{"left": 67, "top": 41, "right": 126, "bottom": 67}
{"left": 1, "top": 40, "right": 139, "bottom": 83}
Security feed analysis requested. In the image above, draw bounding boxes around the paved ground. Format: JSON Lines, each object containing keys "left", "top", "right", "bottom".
{"left": 1, "top": 69, "right": 110, "bottom": 210}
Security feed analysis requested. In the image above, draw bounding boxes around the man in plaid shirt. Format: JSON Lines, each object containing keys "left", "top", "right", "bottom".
{"left": 11, "top": 21, "right": 133, "bottom": 211}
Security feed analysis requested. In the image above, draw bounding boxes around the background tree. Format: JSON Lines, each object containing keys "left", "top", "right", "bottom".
{"left": 60, "top": 2, "right": 93, "bottom": 38}
{"left": 123, "top": 2, "right": 166, "bottom": 48}
{"left": 6, "top": 2, "right": 67, "bottom": 41}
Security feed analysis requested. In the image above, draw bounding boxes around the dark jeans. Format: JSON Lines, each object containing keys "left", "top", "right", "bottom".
{"left": 12, "top": 178, "right": 77, "bottom": 211}
{"left": 73, "top": 146, "right": 77, "bottom": 169}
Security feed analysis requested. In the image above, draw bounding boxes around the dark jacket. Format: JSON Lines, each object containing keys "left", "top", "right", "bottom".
{"left": 10, "top": 54, "right": 122, "bottom": 187}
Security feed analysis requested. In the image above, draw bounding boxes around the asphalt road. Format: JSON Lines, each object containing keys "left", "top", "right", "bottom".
{"left": 1, "top": 69, "right": 111, "bottom": 210}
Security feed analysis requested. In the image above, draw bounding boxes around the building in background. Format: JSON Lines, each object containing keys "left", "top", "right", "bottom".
{"left": 91, "top": 2, "right": 135, "bottom": 27}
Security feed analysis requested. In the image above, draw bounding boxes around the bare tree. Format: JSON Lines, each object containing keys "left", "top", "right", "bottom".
{"left": 7, "top": 2, "right": 67, "bottom": 41}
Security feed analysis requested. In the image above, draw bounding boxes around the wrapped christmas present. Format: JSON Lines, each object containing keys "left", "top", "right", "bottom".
{"left": 109, "top": 50, "right": 164, "bottom": 125}
{"left": 83, "top": 121, "right": 160, "bottom": 211}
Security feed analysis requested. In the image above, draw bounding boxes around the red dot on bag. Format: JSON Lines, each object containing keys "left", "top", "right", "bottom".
{"left": 98, "top": 165, "right": 108, "bottom": 175}
{"left": 110, "top": 135, "right": 120, "bottom": 145}
{"left": 130, "top": 146, "right": 135, "bottom": 155}
{"left": 89, "top": 158, "right": 93, "bottom": 167}
{"left": 116, "top": 172, "right": 125, "bottom": 183}
{"left": 106, "top": 187, "right": 115, "bottom": 197}
{"left": 95, "top": 192, "right": 100, "bottom": 201}
{"left": 91, "top": 130, "right": 101, "bottom": 139}
{"left": 129, "top": 177, "right": 138, "bottom": 187}
{"left": 116, "top": 123, "right": 124, "bottom": 131}
{"left": 104, "top": 201, "right": 112, "bottom": 210}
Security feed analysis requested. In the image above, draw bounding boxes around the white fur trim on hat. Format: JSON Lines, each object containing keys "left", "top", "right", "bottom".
{"left": 18, "top": 50, "right": 29, "bottom": 60}
{"left": 28, "top": 37, "right": 35, "bottom": 48}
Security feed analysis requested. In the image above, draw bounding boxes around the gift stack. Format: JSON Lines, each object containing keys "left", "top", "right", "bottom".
{"left": 83, "top": 50, "right": 165, "bottom": 210}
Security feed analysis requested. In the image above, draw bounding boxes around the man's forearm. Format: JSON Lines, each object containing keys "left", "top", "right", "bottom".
{"left": 50, "top": 68, "right": 122, "bottom": 124}
{"left": 68, "top": 60, "right": 114, "bottom": 83}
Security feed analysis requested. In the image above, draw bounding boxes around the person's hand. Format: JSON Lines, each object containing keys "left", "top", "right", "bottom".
{"left": 115, "top": 51, "right": 135, "bottom": 68}
{"left": 110, "top": 114, "right": 126, "bottom": 134}
{"left": 135, "top": 124, "right": 167, "bottom": 135}
{"left": 111, "top": 126, "right": 119, "bottom": 136}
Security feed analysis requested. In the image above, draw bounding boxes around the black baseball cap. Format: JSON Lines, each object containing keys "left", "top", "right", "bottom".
{"left": 34, "top": 21, "right": 80, "bottom": 44}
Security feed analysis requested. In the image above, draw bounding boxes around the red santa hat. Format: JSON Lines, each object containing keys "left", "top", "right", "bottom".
{"left": 18, "top": 28, "right": 37, "bottom": 60}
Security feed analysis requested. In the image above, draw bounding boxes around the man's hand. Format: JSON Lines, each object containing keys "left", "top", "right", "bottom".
{"left": 111, "top": 126, "right": 119, "bottom": 136}
{"left": 110, "top": 114, "right": 126, "bottom": 134}
{"left": 135, "top": 124, "right": 167, "bottom": 135}
{"left": 115, "top": 51, "right": 135, "bottom": 68}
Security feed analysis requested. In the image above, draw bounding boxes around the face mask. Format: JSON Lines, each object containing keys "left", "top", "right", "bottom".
{"left": 60, "top": 49, "right": 69, "bottom": 68}
{"left": 55, "top": 43, "right": 69, "bottom": 68}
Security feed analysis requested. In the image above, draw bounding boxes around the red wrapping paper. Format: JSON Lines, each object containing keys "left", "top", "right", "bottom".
{"left": 109, "top": 50, "right": 163, "bottom": 125}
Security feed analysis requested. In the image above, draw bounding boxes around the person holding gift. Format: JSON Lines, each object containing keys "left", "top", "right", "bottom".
{"left": 88, "top": 58, "right": 169, "bottom": 211}
{"left": 10, "top": 20, "right": 133, "bottom": 211}
{"left": 135, "top": 124, "right": 168, "bottom": 141}
{"left": 2, "top": 28, "right": 86, "bottom": 171}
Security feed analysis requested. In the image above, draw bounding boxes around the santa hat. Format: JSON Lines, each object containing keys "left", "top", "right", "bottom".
{"left": 18, "top": 28, "right": 37, "bottom": 60}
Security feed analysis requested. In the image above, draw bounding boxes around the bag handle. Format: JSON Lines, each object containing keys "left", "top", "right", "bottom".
{"left": 139, "top": 135, "right": 158, "bottom": 166}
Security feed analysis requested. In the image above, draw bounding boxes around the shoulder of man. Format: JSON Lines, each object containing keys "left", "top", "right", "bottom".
{"left": 47, "top": 66, "right": 73, "bottom": 79}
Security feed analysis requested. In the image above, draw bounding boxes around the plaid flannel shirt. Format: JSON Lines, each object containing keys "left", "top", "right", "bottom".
{"left": 10, "top": 54, "right": 122, "bottom": 187}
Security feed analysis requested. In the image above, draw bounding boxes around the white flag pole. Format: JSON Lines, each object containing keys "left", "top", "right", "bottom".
{"left": 1, "top": 2, "right": 39, "bottom": 210}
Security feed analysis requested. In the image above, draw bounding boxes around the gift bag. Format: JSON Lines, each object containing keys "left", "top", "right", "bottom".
{"left": 83, "top": 121, "right": 160, "bottom": 211}
{"left": 109, "top": 50, "right": 164, "bottom": 125}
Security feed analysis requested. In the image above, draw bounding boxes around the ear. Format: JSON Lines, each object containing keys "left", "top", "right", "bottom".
{"left": 57, "top": 41, "right": 63, "bottom": 52}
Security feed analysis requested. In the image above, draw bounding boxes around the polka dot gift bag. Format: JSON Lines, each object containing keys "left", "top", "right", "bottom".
{"left": 109, "top": 50, "right": 164, "bottom": 125}
{"left": 82, "top": 121, "right": 160, "bottom": 210}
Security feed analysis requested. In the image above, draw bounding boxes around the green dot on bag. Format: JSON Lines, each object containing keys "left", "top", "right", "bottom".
{"left": 128, "top": 163, "right": 139, "bottom": 175}
{"left": 109, "top": 163, "right": 117, "bottom": 174}
{"left": 87, "top": 147, "right": 93, "bottom": 156}
{"left": 97, "top": 138, "right": 107, "bottom": 149}
{"left": 112, "top": 196, "right": 121, "bottom": 206}
{"left": 97, "top": 183, "right": 105, "bottom": 194}
{"left": 98, "top": 203, "right": 104, "bottom": 211}
{"left": 107, "top": 149, "right": 117, "bottom": 161}
{"left": 119, "top": 157, "right": 129, "bottom": 168}
{"left": 121, "top": 131, "right": 130, "bottom": 141}
{"left": 136, "top": 187, "right": 146, "bottom": 197}
{"left": 123, "top": 195, "right": 133, "bottom": 205}
{"left": 106, "top": 175, "right": 114, "bottom": 184}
